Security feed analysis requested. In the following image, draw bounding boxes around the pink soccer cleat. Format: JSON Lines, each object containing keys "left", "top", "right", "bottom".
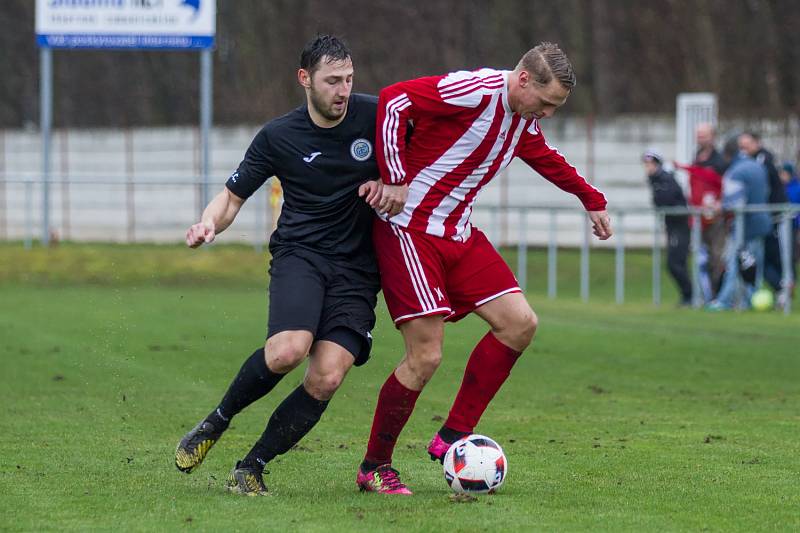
{"left": 357, "top": 464, "right": 413, "bottom": 495}
{"left": 427, "top": 433, "right": 453, "bottom": 464}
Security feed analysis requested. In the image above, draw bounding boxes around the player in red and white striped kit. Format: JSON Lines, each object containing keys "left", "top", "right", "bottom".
{"left": 356, "top": 43, "right": 612, "bottom": 495}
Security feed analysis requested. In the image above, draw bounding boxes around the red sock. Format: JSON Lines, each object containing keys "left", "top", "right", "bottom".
{"left": 445, "top": 332, "right": 522, "bottom": 434}
{"left": 364, "top": 371, "right": 421, "bottom": 465}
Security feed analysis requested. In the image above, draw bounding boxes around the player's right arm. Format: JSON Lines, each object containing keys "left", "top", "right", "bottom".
{"left": 186, "top": 187, "right": 245, "bottom": 248}
{"left": 187, "top": 126, "right": 275, "bottom": 248}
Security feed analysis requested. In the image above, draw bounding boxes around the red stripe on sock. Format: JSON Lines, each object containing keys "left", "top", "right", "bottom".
{"left": 445, "top": 332, "right": 522, "bottom": 433}
{"left": 364, "top": 371, "right": 421, "bottom": 465}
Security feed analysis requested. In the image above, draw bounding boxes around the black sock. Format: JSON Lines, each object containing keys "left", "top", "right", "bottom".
{"left": 439, "top": 425, "right": 470, "bottom": 444}
{"left": 241, "top": 384, "right": 329, "bottom": 472}
{"left": 209, "top": 347, "right": 285, "bottom": 428}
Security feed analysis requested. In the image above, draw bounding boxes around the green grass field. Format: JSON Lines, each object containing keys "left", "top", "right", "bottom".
{"left": 1, "top": 243, "right": 798, "bottom": 531}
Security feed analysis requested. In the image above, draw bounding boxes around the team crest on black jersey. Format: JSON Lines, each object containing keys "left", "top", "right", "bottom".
{"left": 350, "top": 138, "right": 373, "bottom": 161}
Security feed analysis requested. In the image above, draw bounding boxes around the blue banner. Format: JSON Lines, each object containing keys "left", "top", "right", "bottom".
{"left": 37, "top": 34, "right": 214, "bottom": 49}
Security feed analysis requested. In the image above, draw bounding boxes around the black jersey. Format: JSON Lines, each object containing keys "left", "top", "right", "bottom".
{"left": 226, "top": 93, "right": 379, "bottom": 271}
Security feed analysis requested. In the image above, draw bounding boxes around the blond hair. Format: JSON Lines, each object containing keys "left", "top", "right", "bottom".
{"left": 517, "top": 42, "right": 576, "bottom": 90}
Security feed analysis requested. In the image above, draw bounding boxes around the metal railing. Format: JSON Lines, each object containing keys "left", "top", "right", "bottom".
{"left": 473, "top": 203, "right": 799, "bottom": 315}
{"left": 1, "top": 176, "right": 274, "bottom": 251}
{"left": 1, "top": 177, "right": 797, "bottom": 313}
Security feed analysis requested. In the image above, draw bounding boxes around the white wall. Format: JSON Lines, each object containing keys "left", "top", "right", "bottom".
{"left": 1, "top": 115, "right": 798, "bottom": 246}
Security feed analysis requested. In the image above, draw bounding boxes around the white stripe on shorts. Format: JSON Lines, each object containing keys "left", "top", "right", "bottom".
{"left": 396, "top": 227, "right": 439, "bottom": 308}
{"left": 393, "top": 307, "right": 452, "bottom": 324}
{"left": 391, "top": 223, "right": 436, "bottom": 311}
{"left": 474, "top": 287, "right": 522, "bottom": 307}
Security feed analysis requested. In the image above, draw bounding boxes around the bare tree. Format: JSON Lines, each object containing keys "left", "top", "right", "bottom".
{"left": 2, "top": 0, "right": 799, "bottom": 127}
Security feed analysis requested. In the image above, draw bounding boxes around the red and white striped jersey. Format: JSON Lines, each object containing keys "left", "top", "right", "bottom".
{"left": 377, "top": 68, "right": 607, "bottom": 241}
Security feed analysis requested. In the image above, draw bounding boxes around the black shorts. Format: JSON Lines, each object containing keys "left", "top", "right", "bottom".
{"left": 267, "top": 248, "right": 380, "bottom": 366}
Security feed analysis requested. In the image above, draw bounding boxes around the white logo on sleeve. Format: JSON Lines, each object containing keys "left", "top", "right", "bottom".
{"left": 303, "top": 151, "right": 322, "bottom": 163}
{"left": 229, "top": 171, "right": 239, "bottom": 183}
{"left": 434, "top": 286, "right": 445, "bottom": 302}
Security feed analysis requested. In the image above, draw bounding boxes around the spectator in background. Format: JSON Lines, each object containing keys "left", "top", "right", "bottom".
{"left": 738, "top": 132, "right": 786, "bottom": 294}
{"left": 675, "top": 122, "right": 726, "bottom": 300}
{"left": 778, "top": 162, "right": 799, "bottom": 283}
{"left": 694, "top": 123, "right": 727, "bottom": 175}
{"left": 709, "top": 137, "right": 771, "bottom": 310}
{"left": 781, "top": 162, "right": 800, "bottom": 209}
{"left": 643, "top": 149, "right": 692, "bottom": 306}
{"left": 738, "top": 132, "right": 785, "bottom": 204}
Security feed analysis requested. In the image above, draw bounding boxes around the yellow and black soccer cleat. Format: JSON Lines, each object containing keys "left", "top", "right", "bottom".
{"left": 225, "top": 461, "right": 268, "bottom": 496}
{"left": 175, "top": 419, "right": 224, "bottom": 473}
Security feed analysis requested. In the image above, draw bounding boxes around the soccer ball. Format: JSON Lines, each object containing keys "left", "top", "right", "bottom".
{"left": 750, "top": 289, "right": 774, "bottom": 311}
{"left": 443, "top": 434, "right": 507, "bottom": 494}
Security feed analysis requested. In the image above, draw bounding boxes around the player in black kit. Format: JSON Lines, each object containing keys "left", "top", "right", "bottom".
{"left": 175, "top": 35, "right": 383, "bottom": 495}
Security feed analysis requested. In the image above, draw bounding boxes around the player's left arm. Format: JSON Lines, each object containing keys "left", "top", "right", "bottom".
{"left": 374, "top": 75, "right": 469, "bottom": 216}
{"left": 518, "top": 123, "right": 612, "bottom": 240}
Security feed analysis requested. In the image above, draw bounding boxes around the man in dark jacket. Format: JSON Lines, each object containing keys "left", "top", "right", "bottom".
{"left": 739, "top": 132, "right": 786, "bottom": 293}
{"left": 643, "top": 149, "right": 692, "bottom": 305}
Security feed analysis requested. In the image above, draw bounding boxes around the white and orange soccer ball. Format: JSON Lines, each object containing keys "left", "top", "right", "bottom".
{"left": 443, "top": 434, "right": 507, "bottom": 494}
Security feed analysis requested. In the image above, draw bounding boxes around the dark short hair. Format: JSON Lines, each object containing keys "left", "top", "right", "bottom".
{"left": 300, "top": 34, "right": 351, "bottom": 74}
{"left": 723, "top": 135, "right": 740, "bottom": 159}
{"left": 742, "top": 130, "right": 761, "bottom": 142}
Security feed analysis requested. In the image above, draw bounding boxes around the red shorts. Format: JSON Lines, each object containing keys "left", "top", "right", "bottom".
{"left": 373, "top": 218, "right": 522, "bottom": 326}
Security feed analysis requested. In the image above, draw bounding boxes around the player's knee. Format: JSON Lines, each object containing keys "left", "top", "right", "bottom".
{"left": 407, "top": 347, "right": 442, "bottom": 379}
{"left": 505, "top": 309, "right": 537, "bottom": 349}
{"left": 518, "top": 309, "right": 538, "bottom": 346}
{"left": 304, "top": 371, "right": 344, "bottom": 401}
{"left": 400, "top": 318, "right": 444, "bottom": 381}
{"left": 265, "top": 340, "right": 308, "bottom": 373}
